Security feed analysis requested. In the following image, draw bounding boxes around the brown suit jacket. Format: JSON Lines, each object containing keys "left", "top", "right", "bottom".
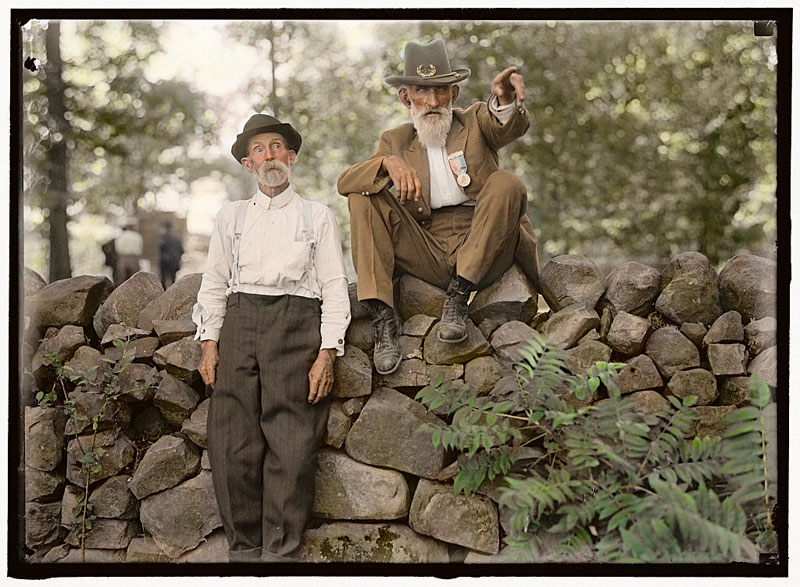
{"left": 337, "top": 100, "right": 541, "bottom": 287}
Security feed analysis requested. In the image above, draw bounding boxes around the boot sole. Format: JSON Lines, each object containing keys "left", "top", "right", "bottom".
{"left": 437, "top": 331, "right": 468, "bottom": 344}
{"left": 374, "top": 357, "right": 402, "bottom": 376}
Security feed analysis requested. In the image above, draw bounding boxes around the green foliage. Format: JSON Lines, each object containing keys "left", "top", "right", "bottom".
{"left": 46, "top": 337, "right": 158, "bottom": 562}
{"left": 416, "top": 332, "right": 777, "bottom": 563}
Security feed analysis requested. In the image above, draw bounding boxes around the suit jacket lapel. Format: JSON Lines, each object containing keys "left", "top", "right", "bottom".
{"left": 445, "top": 112, "right": 467, "bottom": 155}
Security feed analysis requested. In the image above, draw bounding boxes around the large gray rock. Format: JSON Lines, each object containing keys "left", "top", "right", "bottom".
{"left": 564, "top": 340, "right": 612, "bottom": 376}
{"left": 344, "top": 317, "right": 373, "bottom": 353}
{"left": 680, "top": 322, "right": 708, "bottom": 348}
{"left": 465, "top": 356, "right": 505, "bottom": 396}
{"left": 378, "top": 358, "right": 462, "bottom": 390}
{"left": 313, "top": 448, "right": 410, "bottom": 520}
{"left": 126, "top": 528, "right": 229, "bottom": 563}
{"left": 324, "top": 401, "right": 352, "bottom": 449}
{"left": 28, "top": 275, "right": 114, "bottom": 330}
{"left": 24, "top": 266, "right": 47, "bottom": 296}
{"left": 332, "top": 344, "right": 372, "bottom": 399}
{"left": 718, "top": 254, "right": 777, "bottom": 323}
{"left": 92, "top": 272, "right": 164, "bottom": 338}
{"left": 628, "top": 390, "right": 670, "bottom": 415}
{"left": 599, "top": 261, "right": 661, "bottom": 317}
{"left": 748, "top": 346, "right": 777, "bottom": 388}
{"left": 64, "top": 345, "right": 110, "bottom": 390}
{"left": 65, "top": 429, "right": 135, "bottom": 486}
{"left": 539, "top": 255, "right": 606, "bottom": 312}
{"left": 424, "top": 321, "right": 491, "bottom": 365}
{"left": 397, "top": 274, "right": 448, "bottom": 320}
{"left": 703, "top": 310, "right": 744, "bottom": 345}
{"left": 606, "top": 311, "right": 651, "bottom": 355}
{"left": 90, "top": 475, "right": 139, "bottom": 519}
{"left": 655, "top": 252, "right": 722, "bottom": 326}
{"left": 612, "top": 355, "right": 664, "bottom": 395}
{"left": 717, "top": 376, "right": 753, "bottom": 407}
{"left": 60, "top": 484, "right": 85, "bottom": 527}
{"left": 25, "top": 466, "right": 65, "bottom": 503}
{"left": 102, "top": 336, "right": 160, "bottom": 364}
{"left": 468, "top": 264, "right": 538, "bottom": 330}
{"left": 65, "top": 519, "right": 140, "bottom": 550}
{"left": 64, "top": 389, "right": 133, "bottom": 435}
{"left": 139, "top": 470, "right": 222, "bottom": 559}
{"left": 345, "top": 387, "right": 447, "bottom": 479}
{"left": 31, "top": 325, "right": 86, "bottom": 378}
{"left": 744, "top": 316, "right": 777, "bottom": 356}
{"left": 402, "top": 314, "right": 437, "bottom": 337}
{"left": 152, "top": 319, "right": 198, "bottom": 346}
{"left": 153, "top": 337, "right": 203, "bottom": 384}
{"left": 45, "top": 546, "right": 126, "bottom": 563}
{"left": 541, "top": 304, "right": 600, "bottom": 350}
{"left": 409, "top": 479, "right": 499, "bottom": 554}
{"left": 154, "top": 371, "right": 200, "bottom": 427}
{"left": 707, "top": 344, "right": 749, "bottom": 376}
{"left": 25, "top": 406, "right": 67, "bottom": 471}
{"left": 25, "top": 501, "right": 63, "bottom": 548}
{"left": 645, "top": 327, "right": 700, "bottom": 379}
{"left": 667, "top": 369, "right": 718, "bottom": 406}
{"left": 129, "top": 434, "right": 201, "bottom": 499}
{"left": 117, "top": 363, "right": 159, "bottom": 403}
{"left": 100, "top": 324, "right": 153, "bottom": 347}
{"left": 136, "top": 272, "right": 203, "bottom": 331}
{"left": 299, "top": 522, "right": 449, "bottom": 563}
{"left": 692, "top": 405, "right": 737, "bottom": 438}
{"left": 489, "top": 321, "right": 540, "bottom": 364}
{"left": 181, "top": 398, "right": 209, "bottom": 449}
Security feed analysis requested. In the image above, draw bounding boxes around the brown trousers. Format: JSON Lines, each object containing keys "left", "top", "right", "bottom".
{"left": 207, "top": 293, "right": 330, "bottom": 562}
{"left": 348, "top": 169, "right": 527, "bottom": 307}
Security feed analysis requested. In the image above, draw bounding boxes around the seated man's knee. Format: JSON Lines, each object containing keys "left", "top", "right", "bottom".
{"left": 482, "top": 170, "right": 527, "bottom": 206}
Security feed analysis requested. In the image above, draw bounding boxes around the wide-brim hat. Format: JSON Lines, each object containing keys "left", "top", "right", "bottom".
{"left": 230, "top": 113, "right": 302, "bottom": 162}
{"left": 384, "top": 39, "right": 471, "bottom": 87}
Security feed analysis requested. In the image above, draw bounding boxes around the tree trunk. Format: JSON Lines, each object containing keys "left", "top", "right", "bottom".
{"left": 44, "top": 20, "right": 71, "bottom": 281}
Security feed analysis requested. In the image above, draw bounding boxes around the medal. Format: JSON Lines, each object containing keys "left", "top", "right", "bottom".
{"left": 447, "top": 150, "right": 471, "bottom": 189}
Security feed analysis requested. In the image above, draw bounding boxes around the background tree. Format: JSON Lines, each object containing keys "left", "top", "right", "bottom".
{"left": 22, "top": 20, "right": 218, "bottom": 277}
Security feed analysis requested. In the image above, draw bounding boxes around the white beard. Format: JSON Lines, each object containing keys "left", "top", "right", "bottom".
{"left": 255, "top": 159, "right": 292, "bottom": 187}
{"left": 410, "top": 102, "right": 453, "bottom": 149}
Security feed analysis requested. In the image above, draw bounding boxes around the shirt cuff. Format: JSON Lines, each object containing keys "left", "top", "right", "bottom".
{"left": 488, "top": 94, "right": 516, "bottom": 125}
{"left": 321, "top": 330, "right": 346, "bottom": 357}
{"left": 198, "top": 326, "right": 221, "bottom": 342}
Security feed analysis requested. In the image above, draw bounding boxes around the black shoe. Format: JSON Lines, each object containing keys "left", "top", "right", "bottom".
{"left": 438, "top": 278, "right": 472, "bottom": 343}
{"left": 369, "top": 301, "right": 402, "bottom": 375}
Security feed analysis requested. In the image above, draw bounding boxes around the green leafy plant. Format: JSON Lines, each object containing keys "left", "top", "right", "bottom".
{"left": 46, "top": 337, "right": 156, "bottom": 562}
{"left": 416, "top": 333, "right": 776, "bottom": 563}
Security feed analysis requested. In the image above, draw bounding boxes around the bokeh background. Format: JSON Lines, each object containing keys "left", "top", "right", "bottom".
{"left": 20, "top": 18, "right": 778, "bottom": 285}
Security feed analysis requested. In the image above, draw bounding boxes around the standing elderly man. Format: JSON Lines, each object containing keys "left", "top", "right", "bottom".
{"left": 338, "top": 38, "right": 541, "bottom": 375}
{"left": 193, "top": 113, "right": 351, "bottom": 562}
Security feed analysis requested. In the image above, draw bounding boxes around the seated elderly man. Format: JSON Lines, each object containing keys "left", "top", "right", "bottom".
{"left": 338, "top": 38, "right": 541, "bottom": 375}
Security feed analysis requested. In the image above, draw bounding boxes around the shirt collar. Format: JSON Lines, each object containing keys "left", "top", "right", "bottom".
{"left": 253, "top": 184, "right": 296, "bottom": 210}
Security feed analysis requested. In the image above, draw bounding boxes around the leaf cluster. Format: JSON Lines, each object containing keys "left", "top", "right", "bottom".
{"left": 416, "top": 332, "right": 777, "bottom": 563}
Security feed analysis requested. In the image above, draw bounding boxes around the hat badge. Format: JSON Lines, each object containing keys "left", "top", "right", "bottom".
{"left": 416, "top": 63, "right": 436, "bottom": 78}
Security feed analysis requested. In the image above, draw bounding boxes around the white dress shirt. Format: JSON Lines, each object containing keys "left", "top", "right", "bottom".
{"left": 428, "top": 95, "right": 517, "bottom": 210}
{"left": 194, "top": 185, "right": 351, "bottom": 355}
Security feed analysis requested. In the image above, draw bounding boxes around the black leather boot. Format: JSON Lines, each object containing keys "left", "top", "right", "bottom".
{"left": 438, "top": 277, "right": 473, "bottom": 343}
{"left": 367, "top": 300, "right": 402, "bottom": 375}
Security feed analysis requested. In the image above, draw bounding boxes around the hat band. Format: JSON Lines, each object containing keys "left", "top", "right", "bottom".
{"left": 408, "top": 70, "right": 464, "bottom": 80}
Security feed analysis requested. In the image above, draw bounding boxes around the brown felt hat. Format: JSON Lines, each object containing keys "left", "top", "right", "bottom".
{"left": 384, "top": 39, "right": 471, "bottom": 87}
{"left": 230, "top": 113, "right": 302, "bottom": 162}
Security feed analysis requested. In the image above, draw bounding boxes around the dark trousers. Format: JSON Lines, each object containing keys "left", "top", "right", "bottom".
{"left": 207, "top": 293, "right": 330, "bottom": 562}
{"left": 347, "top": 170, "right": 527, "bottom": 307}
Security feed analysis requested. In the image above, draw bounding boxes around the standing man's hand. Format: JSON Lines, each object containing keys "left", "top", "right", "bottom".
{"left": 308, "top": 349, "right": 336, "bottom": 404}
{"left": 199, "top": 340, "right": 219, "bottom": 388}
{"left": 382, "top": 155, "right": 422, "bottom": 202}
{"left": 492, "top": 66, "right": 526, "bottom": 106}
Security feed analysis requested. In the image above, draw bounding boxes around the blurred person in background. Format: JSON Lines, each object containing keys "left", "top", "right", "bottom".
{"left": 113, "top": 221, "right": 143, "bottom": 285}
{"left": 158, "top": 219, "right": 184, "bottom": 289}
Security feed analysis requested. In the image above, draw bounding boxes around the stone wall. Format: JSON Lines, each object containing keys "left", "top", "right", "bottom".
{"left": 20, "top": 251, "right": 778, "bottom": 564}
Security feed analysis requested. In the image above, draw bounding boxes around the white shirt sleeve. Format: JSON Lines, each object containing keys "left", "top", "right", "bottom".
{"left": 488, "top": 93, "right": 516, "bottom": 126}
{"left": 194, "top": 205, "right": 235, "bottom": 342}
{"left": 314, "top": 206, "right": 351, "bottom": 356}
